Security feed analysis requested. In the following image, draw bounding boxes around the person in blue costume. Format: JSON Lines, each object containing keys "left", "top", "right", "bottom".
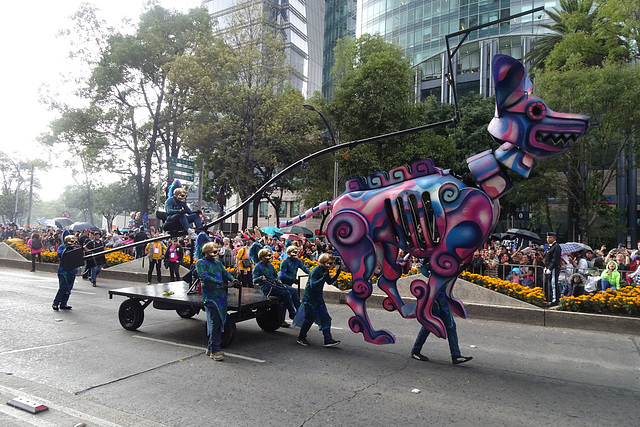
{"left": 164, "top": 180, "right": 202, "bottom": 238}
{"left": 279, "top": 238, "right": 295, "bottom": 260}
{"left": 410, "top": 263, "right": 473, "bottom": 365}
{"left": 196, "top": 241, "right": 235, "bottom": 362}
{"left": 294, "top": 253, "right": 340, "bottom": 347}
{"left": 53, "top": 234, "right": 81, "bottom": 311}
{"left": 277, "top": 245, "right": 308, "bottom": 323}
{"left": 253, "top": 247, "right": 297, "bottom": 320}
{"left": 248, "top": 235, "right": 263, "bottom": 264}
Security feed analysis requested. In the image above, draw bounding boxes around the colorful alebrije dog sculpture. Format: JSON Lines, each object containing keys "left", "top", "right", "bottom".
{"left": 280, "top": 55, "right": 589, "bottom": 344}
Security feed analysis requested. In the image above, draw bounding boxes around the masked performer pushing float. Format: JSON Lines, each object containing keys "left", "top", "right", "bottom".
{"left": 253, "top": 248, "right": 298, "bottom": 321}
{"left": 53, "top": 232, "right": 81, "bottom": 311}
{"left": 195, "top": 234, "right": 235, "bottom": 362}
{"left": 276, "top": 245, "right": 308, "bottom": 326}
{"left": 294, "top": 253, "right": 341, "bottom": 347}
{"left": 164, "top": 180, "right": 202, "bottom": 239}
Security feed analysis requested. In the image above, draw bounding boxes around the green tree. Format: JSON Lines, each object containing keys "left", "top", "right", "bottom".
{"left": 529, "top": 0, "right": 640, "bottom": 243}
{"left": 41, "top": 5, "right": 215, "bottom": 215}
{"left": 0, "top": 155, "right": 45, "bottom": 225}
{"left": 94, "top": 180, "right": 134, "bottom": 231}
{"left": 526, "top": 0, "right": 602, "bottom": 71}
{"left": 62, "top": 185, "right": 94, "bottom": 224}
{"left": 327, "top": 34, "right": 456, "bottom": 185}
{"left": 537, "top": 63, "right": 640, "bottom": 243}
{"left": 173, "top": 2, "right": 318, "bottom": 229}
{"left": 597, "top": 0, "right": 640, "bottom": 59}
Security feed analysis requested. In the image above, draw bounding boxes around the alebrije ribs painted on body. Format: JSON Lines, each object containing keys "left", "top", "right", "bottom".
{"left": 280, "top": 55, "right": 589, "bottom": 344}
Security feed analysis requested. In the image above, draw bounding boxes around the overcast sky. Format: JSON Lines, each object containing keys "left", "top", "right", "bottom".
{"left": 0, "top": 0, "right": 202, "bottom": 202}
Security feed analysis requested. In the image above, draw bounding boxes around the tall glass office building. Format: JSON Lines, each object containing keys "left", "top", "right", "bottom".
{"left": 334, "top": 0, "right": 557, "bottom": 102}
{"left": 204, "top": 0, "right": 325, "bottom": 98}
{"left": 322, "top": 0, "right": 358, "bottom": 98}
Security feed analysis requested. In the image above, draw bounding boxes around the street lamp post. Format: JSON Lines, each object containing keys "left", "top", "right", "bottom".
{"left": 303, "top": 104, "right": 340, "bottom": 199}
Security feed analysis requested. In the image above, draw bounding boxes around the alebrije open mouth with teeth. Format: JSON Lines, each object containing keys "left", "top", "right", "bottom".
{"left": 487, "top": 54, "right": 589, "bottom": 176}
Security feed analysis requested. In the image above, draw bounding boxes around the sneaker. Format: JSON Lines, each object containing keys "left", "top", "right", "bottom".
{"left": 59, "top": 305, "right": 72, "bottom": 310}
{"left": 52, "top": 304, "right": 59, "bottom": 311}
{"left": 212, "top": 352, "right": 224, "bottom": 361}
{"left": 205, "top": 349, "right": 211, "bottom": 356}
{"left": 187, "top": 228, "right": 197, "bottom": 239}
{"left": 324, "top": 339, "right": 340, "bottom": 347}
{"left": 297, "top": 338, "right": 310, "bottom": 347}
{"left": 92, "top": 281, "right": 97, "bottom": 287}
{"left": 147, "top": 282, "right": 151, "bottom": 286}
{"left": 281, "top": 321, "right": 290, "bottom": 328}
{"left": 411, "top": 352, "right": 429, "bottom": 362}
{"left": 452, "top": 356, "right": 473, "bottom": 365}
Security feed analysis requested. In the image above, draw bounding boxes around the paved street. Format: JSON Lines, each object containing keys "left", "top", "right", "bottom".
{"left": 0, "top": 267, "right": 639, "bottom": 426}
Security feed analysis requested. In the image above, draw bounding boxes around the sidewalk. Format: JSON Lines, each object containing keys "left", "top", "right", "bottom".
{"left": 1, "top": 242, "right": 638, "bottom": 336}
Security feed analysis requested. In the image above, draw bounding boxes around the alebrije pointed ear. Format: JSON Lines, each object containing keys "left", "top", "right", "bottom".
{"left": 492, "top": 54, "right": 527, "bottom": 113}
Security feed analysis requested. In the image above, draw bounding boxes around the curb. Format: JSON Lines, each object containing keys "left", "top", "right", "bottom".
{"left": 320, "top": 286, "right": 640, "bottom": 336}
{"left": 2, "top": 259, "right": 638, "bottom": 336}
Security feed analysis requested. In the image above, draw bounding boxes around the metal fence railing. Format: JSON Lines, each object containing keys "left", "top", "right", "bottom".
{"left": 469, "top": 261, "right": 639, "bottom": 296}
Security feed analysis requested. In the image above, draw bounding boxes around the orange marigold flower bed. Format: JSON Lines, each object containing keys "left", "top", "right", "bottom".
{"left": 557, "top": 286, "right": 640, "bottom": 317}
{"left": 6, "top": 240, "right": 133, "bottom": 267}
{"left": 459, "top": 271, "right": 546, "bottom": 307}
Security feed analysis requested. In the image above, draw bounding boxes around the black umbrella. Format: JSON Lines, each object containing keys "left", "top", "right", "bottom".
{"left": 279, "top": 225, "right": 314, "bottom": 236}
{"left": 53, "top": 217, "right": 74, "bottom": 228}
{"left": 70, "top": 222, "right": 100, "bottom": 232}
{"left": 506, "top": 228, "right": 541, "bottom": 243}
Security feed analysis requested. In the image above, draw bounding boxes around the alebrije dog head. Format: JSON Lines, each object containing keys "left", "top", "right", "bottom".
{"left": 487, "top": 54, "right": 589, "bottom": 161}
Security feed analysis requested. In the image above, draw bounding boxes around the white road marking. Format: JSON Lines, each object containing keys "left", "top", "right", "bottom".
{"left": 132, "top": 335, "right": 266, "bottom": 363}
{"left": 0, "top": 384, "right": 121, "bottom": 427}
{"left": 37, "top": 286, "right": 96, "bottom": 295}
{"left": 0, "top": 271, "right": 51, "bottom": 281}
{"left": 0, "top": 342, "right": 68, "bottom": 355}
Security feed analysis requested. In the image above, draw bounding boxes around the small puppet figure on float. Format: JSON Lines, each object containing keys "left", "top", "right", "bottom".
{"left": 163, "top": 180, "right": 203, "bottom": 238}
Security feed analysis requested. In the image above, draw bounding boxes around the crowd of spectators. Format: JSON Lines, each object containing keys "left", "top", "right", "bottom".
{"left": 464, "top": 238, "right": 640, "bottom": 298}
{"left": 0, "top": 222, "right": 333, "bottom": 279}
{"left": 4, "top": 220, "right": 639, "bottom": 299}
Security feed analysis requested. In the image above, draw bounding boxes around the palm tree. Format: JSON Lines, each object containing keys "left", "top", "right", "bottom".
{"left": 525, "top": 0, "right": 597, "bottom": 70}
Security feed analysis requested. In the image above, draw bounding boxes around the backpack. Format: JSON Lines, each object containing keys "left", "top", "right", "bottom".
{"left": 222, "top": 247, "right": 234, "bottom": 268}
{"left": 31, "top": 238, "right": 42, "bottom": 250}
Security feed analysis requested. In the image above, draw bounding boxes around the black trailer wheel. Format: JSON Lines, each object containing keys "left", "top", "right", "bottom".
{"left": 256, "top": 304, "right": 284, "bottom": 332}
{"left": 221, "top": 320, "right": 236, "bottom": 348}
{"left": 119, "top": 299, "right": 145, "bottom": 331}
{"left": 176, "top": 306, "right": 197, "bottom": 319}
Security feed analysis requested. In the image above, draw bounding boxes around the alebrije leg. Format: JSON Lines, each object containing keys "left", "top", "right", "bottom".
{"left": 329, "top": 211, "right": 396, "bottom": 344}
{"left": 346, "top": 283, "right": 396, "bottom": 345}
{"left": 445, "top": 279, "right": 468, "bottom": 319}
{"left": 411, "top": 275, "right": 447, "bottom": 339}
{"left": 378, "top": 275, "right": 416, "bottom": 317}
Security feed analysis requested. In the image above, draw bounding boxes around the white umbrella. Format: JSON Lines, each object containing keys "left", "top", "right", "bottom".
{"left": 560, "top": 243, "right": 586, "bottom": 254}
{"left": 565, "top": 242, "right": 593, "bottom": 252}
{"left": 38, "top": 218, "right": 56, "bottom": 227}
